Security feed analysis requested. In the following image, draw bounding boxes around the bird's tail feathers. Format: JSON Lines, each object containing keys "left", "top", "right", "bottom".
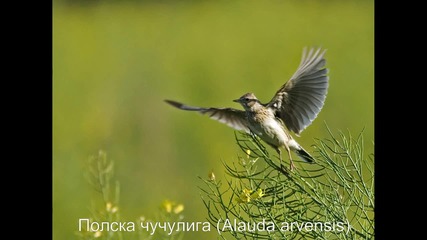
{"left": 295, "top": 147, "right": 315, "bottom": 163}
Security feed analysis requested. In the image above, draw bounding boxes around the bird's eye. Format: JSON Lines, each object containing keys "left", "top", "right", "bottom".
{"left": 244, "top": 98, "right": 250, "bottom": 102}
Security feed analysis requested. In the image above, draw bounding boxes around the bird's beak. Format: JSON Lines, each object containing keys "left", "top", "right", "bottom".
{"left": 233, "top": 99, "right": 240, "bottom": 103}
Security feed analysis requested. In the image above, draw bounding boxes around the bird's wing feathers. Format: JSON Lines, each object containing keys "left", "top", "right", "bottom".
{"left": 266, "top": 47, "right": 329, "bottom": 135}
{"left": 165, "top": 100, "right": 250, "bottom": 133}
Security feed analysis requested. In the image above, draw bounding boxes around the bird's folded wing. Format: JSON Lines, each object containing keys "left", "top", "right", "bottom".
{"left": 165, "top": 100, "right": 250, "bottom": 133}
{"left": 266, "top": 47, "right": 329, "bottom": 135}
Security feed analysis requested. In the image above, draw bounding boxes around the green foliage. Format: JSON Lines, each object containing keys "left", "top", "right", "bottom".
{"left": 199, "top": 127, "right": 374, "bottom": 239}
{"left": 77, "top": 151, "right": 185, "bottom": 240}
{"left": 53, "top": 1, "right": 373, "bottom": 239}
{"left": 77, "top": 127, "right": 374, "bottom": 240}
{"left": 76, "top": 150, "right": 123, "bottom": 240}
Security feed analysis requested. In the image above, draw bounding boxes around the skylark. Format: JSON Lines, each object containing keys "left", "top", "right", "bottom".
{"left": 165, "top": 47, "right": 328, "bottom": 170}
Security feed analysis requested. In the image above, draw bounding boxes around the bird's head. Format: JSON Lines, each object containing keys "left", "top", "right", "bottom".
{"left": 233, "top": 93, "right": 261, "bottom": 111}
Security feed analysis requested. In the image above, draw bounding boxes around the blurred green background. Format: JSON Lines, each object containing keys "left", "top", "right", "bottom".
{"left": 53, "top": 0, "right": 373, "bottom": 239}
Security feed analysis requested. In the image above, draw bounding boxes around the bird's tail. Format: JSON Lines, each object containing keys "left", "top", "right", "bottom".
{"left": 295, "top": 147, "right": 315, "bottom": 163}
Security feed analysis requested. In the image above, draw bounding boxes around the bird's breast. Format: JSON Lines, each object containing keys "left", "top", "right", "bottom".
{"left": 247, "top": 111, "right": 289, "bottom": 147}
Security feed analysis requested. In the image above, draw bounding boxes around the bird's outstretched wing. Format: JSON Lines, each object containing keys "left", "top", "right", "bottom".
{"left": 165, "top": 100, "right": 250, "bottom": 133}
{"left": 266, "top": 47, "right": 329, "bottom": 136}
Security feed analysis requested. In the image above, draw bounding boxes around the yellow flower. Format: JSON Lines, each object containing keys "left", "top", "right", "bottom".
{"left": 106, "top": 202, "right": 119, "bottom": 213}
{"left": 235, "top": 188, "right": 265, "bottom": 203}
{"left": 208, "top": 170, "right": 216, "bottom": 181}
{"left": 243, "top": 188, "right": 253, "bottom": 195}
{"left": 162, "top": 200, "right": 173, "bottom": 213}
{"left": 251, "top": 188, "right": 265, "bottom": 199}
{"left": 111, "top": 206, "right": 118, "bottom": 213}
{"left": 162, "top": 200, "right": 184, "bottom": 214}
{"left": 93, "top": 231, "right": 102, "bottom": 238}
{"left": 246, "top": 149, "right": 251, "bottom": 158}
{"left": 173, "top": 204, "right": 184, "bottom": 214}
{"left": 236, "top": 188, "right": 253, "bottom": 203}
{"left": 106, "top": 202, "right": 112, "bottom": 211}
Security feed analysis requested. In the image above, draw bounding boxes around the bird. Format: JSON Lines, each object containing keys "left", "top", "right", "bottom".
{"left": 165, "top": 47, "right": 328, "bottom": 171}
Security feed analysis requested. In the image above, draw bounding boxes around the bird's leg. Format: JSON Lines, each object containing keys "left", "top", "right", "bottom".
{"left": 286, "top": 147, "right": 295, "bottom": 171}
{"left": 276, "top": 148, "right": 287, "bottom": 172}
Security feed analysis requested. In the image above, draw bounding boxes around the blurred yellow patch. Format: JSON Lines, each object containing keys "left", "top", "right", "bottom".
{"left": 106, "top": 202, "right": 118, "bottom": 213}
{"left": 246, "top": 149, "right": 251, "bottom": 158}
{"left": 173, "top": 204, "right": 184, "bottom": 214}
{"left": 162, "top": 200, "right": 173, "bottom": 213}
{"left": 161, "top": 200, "right": 184, "bottom": 214}
{"left": 93, "top": 231, "right": 102, "bottom": 238}
{"left": 208, "top": 170, "right": 216, "bottom": 181}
